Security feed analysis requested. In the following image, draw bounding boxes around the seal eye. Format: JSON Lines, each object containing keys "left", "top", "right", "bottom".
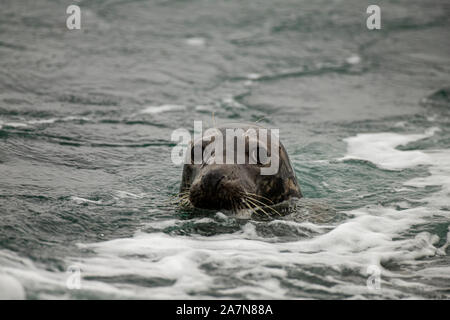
{"left": 190, "top": 145, "right": 196, "bottom": 164}
{"left": 190, "top": 139, "right": 214, "bottom": 165}
{"left": 190, "top": 142, "right": 205, "bottom": 165}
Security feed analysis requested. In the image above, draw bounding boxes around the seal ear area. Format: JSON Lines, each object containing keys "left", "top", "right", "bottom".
{"left": 179, "top": 163, "right": 202, "bottom": 193}
{"left": 284, "top": 178, "right": 302, "bottom": 198}
{"left": 277, "top": 154, "right": 302, "bottom": 198}
{"left": 256, "top": 175, "right": 286, "bottom": 204}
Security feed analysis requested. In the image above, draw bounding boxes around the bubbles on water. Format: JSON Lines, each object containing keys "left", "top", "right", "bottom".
{"left": 70, "top": 196, "right": 102, "bottom": 205}
{"left": 0, "top": 273, "right": 25, "bottom": 300}
{"left": 341, "top": 128, "right": 439, "bottom": 170}
{"left": 346, "top": 54, "right": 361, "bottom": 65}
{"left": 139, "top": 105, "right": 187, "bottom": 114}
{"left": 185, "top": 37, "right": 206, "bottom": 47}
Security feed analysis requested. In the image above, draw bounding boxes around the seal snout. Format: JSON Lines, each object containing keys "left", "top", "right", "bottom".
{"left": 189, "top": 168, "right": 244, "bottom": 210}
{"left": 202, "top": 170, "right": 226, "bottom": 192}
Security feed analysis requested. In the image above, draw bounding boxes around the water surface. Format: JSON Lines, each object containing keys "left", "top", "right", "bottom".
{"left": 0, "top": 0, "right": 449, "bottom": 299}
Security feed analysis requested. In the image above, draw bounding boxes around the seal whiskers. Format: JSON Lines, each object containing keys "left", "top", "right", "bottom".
{"left": 242, "top": 199, "right": 259, "bottom": 217}
{"left": 243, "top": 197, "right": 272, "bottom": 218}
{"left": 170, "top": 190, "right": 192, "bottom": 208}
{"left": 240, "top": 190, "right": 281, "bottom": 216}
{"left": 242, "top": 194, "right": 281, "bottom": 216}
{"left": 242, "top": 192, "right": 275, "bottom": 205}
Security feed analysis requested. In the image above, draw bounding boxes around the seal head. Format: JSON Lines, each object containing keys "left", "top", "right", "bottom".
{"left": 179, "top": 123, "right": 302, "bottom": 212}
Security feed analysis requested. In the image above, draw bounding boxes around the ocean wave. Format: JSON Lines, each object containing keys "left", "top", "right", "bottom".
{"left": 340, "top": 128, "right": 439, "bottom": 170}
{"left": 139, "top": 105, "right": 186, "bottom": 114}
{"left": 54, "top": 128, "right": 450, "bottom": 299}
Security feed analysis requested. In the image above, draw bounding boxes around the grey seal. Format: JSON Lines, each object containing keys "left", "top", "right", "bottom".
{"left": 179, "top": 123, "right": 302, "bottom": 216}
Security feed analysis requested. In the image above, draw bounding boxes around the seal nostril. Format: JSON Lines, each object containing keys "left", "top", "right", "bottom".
{"left": 215, "top": 175, "right": 225, "bottom": 190}
{"left": 202, "top": 171, "right": 226, "bottom": 192}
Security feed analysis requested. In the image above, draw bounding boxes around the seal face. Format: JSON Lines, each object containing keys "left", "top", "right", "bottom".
{"left": 179, "top": 123, "right": 302, "bottom": 213}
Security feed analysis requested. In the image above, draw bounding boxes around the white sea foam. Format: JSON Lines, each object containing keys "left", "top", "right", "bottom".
{"left": 27, "top": 118, "right": 58, "bottom": 124}
{"left": 70, "top": 196, "right": 102, "bottom": 205}
{"left": 61, "top": 214, "right": 443, "bottom": 299}
{"left": 404, "top": 149, "right": 450, "bottom": 209}
{"left": 2, "top": 129, "right": 448, "bottom": 299}
{"left": 61, "top": 116, "right": 90, "bottom": 122}
{"left": 0, "top": 249, "right": 132, "bottom": 299}
{"left": 1, "top": 117, "right": 90, "bottom": 128}
{"left": 0, "top": 272, "right": 25, "bottom": 299}
{"left": 32, "top": 116, "right": 90, "bottom": 124}
{"left": 185, "top": 37, "right": 206, "bottom": 46}
{"left": 37, "top": 128, "right": 444, "bottom": 299}
{"left": 60, "top": 129, "right": 448, "bottom": 299}
{"left": 1, "top": 205, "right": 447, "bottom": 299}
{"left": 341, "top": 128, "right": 439, "bottom": 170}
{"left": 246, "top": 73, "right": 261, "bottom": 80}
{"left": 139, "top": 105, "right": 186, "bottom": 114}
{"left": 1, "top": 122, "right": 28, "bottom": 128}
{"left": 346, "top": 54, "right": 361, "bottom": 65}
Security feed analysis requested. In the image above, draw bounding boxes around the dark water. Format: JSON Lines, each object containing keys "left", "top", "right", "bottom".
{"left": 0, "top": 0, "right": 449, "bottom": 299}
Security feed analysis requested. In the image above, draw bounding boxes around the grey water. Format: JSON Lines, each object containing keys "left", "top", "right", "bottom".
{"left": 0, "top": 0, "right": 449, "bottom": 299}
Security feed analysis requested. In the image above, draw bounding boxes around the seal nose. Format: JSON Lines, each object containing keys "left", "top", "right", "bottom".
{"left": 202, "top": 170, "right": 225, "bottom": 192}
{"left": 189, "top": 168, "right": 245, "bottom": 210}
